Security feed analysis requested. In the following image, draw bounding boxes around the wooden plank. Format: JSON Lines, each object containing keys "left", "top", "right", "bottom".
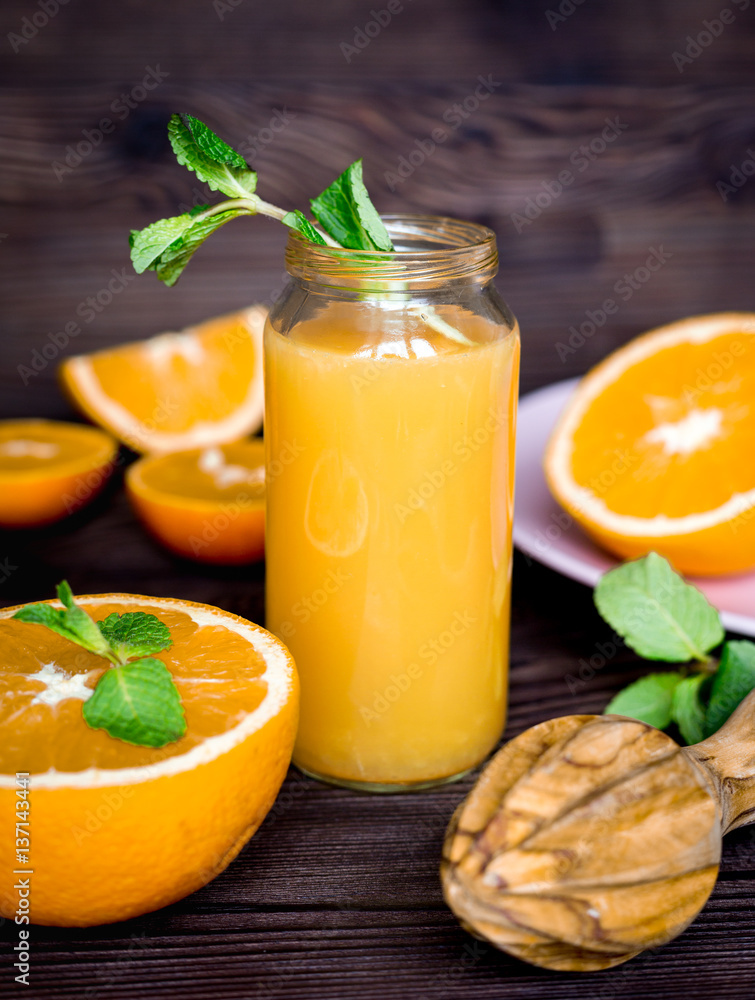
{"left": 5, "top": 887, "right": 755, "bottom": 1000}
{"left": 1, "top": 0, "right": 755, "bottom": 86}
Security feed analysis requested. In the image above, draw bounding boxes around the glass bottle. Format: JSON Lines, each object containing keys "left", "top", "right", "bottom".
{"left": 264, "top": 215, "right": 519, "bottom": 791}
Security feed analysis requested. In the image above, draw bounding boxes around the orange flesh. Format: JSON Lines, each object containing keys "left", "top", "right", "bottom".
{"left": 72, "top": 314, "right": 260, "bottom": 430}
{"left": 133, "top": 441, "right": 265, "bottom": 504}
{"left": 0, "top": 421, "right": 111, "bottom": 474}
{"left": 570, "top": 332, "right": 755, "bottom": 519}
{"left": 0, "top": 602, "right": 268, "bottom": 774}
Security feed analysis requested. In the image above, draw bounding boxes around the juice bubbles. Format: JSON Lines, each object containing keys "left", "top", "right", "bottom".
{"left": 265, "top": 217, "right": 519, "bottom": 790}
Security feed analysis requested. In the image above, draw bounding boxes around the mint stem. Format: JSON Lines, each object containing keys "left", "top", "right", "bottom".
{"left": 694, "top": 655, "right": 719, "bottom": 674}
{"left": 200, "top": 196, "right": 341, "bottom": 247}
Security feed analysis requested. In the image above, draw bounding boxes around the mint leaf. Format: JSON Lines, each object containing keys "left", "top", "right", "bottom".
{"left": 98, "top": 612, "right": 172, "bottom": 662}
{"left": 168, "top": 113, "right": 257, "bottom": 199}
{"left": 311, "top": 160, "right": 393, "bottom": 251}
{"left": 704, "top": 640, "right": 755, "bottom": 737}
{"left": 282, "top": 210, "right": 327, "bottom": 246}
{"left": 671, "top": 673, "right": 708, "bottom": 745}
{"left": 604, "top": 672, "right": 684, "bottom": 729}
{"left": 148, "top": 208, "right": 244, "bottom": 286}
{"left": 594, "top": 553, "right": 723, "bottom": 662}
{"left": 83, "top": 657, "right": 186, "bottom": 748}
{"left": 13, "top": 581, "right": 113, "bottom": 661}
{"left": 129, "top": 213, "right": 199, "bottom": 274}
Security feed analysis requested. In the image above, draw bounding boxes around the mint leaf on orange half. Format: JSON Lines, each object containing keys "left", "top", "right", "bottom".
{"left": 83, "top": 657, "right": 186, "bottom": 748}
{"left": 13, "top": 580, "right": 114, "bottom": 661}
{"left": 98, "top": 612, "right": 172, "bottom": 662}
{"left": 13, "top": 581, "right": 183, "bottom": 748}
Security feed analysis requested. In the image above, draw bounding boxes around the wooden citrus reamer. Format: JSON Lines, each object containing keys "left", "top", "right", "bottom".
{"left": 441, "top": 689, "right": 755, "bottom": 972}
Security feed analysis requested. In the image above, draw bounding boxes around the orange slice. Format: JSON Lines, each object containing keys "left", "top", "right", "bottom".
{"left": 545, "top": 313, "right": 755, "bottom": 575}
{"left": 126, "top": 439, "right": 265, "bottom": 564}
{"left": 59, "top": 305, "right": 266, "bottom": 454}
{"left": 0, "top": 419, "right": 117, "bottom": 528}
{"left": 0, "top": 593, "right": 298, "bottom": 926}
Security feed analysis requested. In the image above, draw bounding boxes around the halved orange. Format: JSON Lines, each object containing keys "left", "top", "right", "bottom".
{"left": 126, "top": 439, "right": 265, "bottom": 564}
{"left": 59, "top": 306, "right": 266, "bottom": 454}
{"left": 0, "top": 419, "right": 117, "bottom": 528}
{"left": 0, "top": 593, "right": 298, "bottom": 926}
{"left": 545, "top": 313, "right": 755, "bottom": 575}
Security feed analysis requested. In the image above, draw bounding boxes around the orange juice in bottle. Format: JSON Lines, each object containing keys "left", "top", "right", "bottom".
{"left": 265, "top": 216, "right": 519, "bottom": 790}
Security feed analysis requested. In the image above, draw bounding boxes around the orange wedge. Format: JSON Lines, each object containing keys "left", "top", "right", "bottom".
{"left": 0, "top": 419, "right": 117, "bottom": 528}
{"left": 126, "top": 439, "right": 265, "bottom": 564}
{"left": 59, "top": 306, "right": 266, "bottom": 454}
{"left": 0, "top": 593, "right": 298, "bottom": 926}
{"left": 545, "top": 313, "right": 755, "bottom": 575}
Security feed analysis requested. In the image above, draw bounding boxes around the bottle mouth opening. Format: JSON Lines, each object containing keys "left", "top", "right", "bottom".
{"left": 285, "top": 214, "right": 498, "bottom": 290}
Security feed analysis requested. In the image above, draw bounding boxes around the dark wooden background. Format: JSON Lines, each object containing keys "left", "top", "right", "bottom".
{"left": 2, "top": 0, "right": 755, "bottom": 997}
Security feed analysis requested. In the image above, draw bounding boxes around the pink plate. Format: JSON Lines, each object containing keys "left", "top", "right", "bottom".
{"left": 513, "top": 379, "right": 755, "bottom": 637}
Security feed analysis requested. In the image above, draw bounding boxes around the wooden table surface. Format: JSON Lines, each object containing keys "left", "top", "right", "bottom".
{"left": 2, "top": 1, "right": 755, "bottom": 996}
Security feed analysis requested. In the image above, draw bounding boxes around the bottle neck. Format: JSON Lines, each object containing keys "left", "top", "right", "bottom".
{"left": 284, "top": 214, "right": 498, "bottom": 295}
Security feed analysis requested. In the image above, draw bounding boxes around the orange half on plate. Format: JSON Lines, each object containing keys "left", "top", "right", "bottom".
{"left": 545, "top": 313, "right": 755, "bottom": 576}
{"left": 59, "top": 306, "right": 266, "bottom": 454}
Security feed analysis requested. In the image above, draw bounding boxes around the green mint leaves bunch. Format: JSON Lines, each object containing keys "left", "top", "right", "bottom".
{"left": 129, "top": 113, "right": 394, "bottom": 286}
{"left": 14, "top": 582, "right": 185, "bottom": 748}
{"left": 596, "top": 552, "right": 755, "bottom": 744}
